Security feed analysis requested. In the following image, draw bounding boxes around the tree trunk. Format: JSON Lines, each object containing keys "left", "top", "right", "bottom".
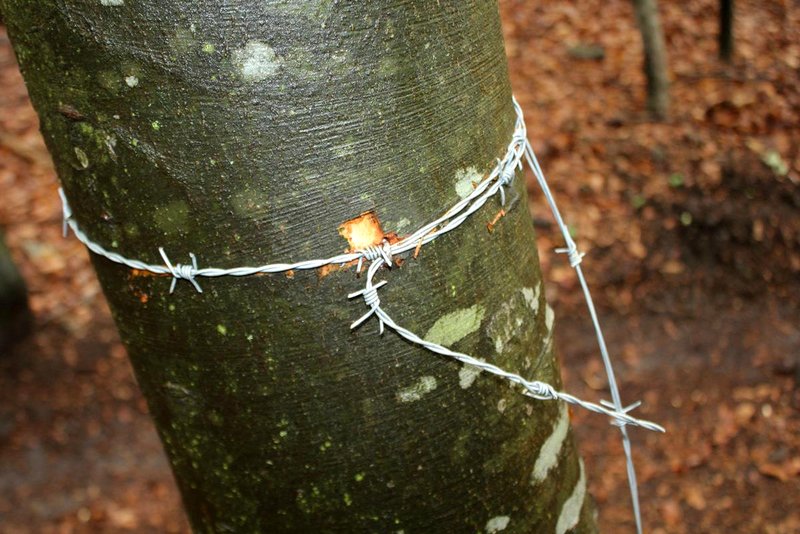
{"left": 719, "top": 0, "right": 735, "bottom": 62}
{"left": 632, "top": 0, "right": 670, "bottom": 120}
{"left": 2, "top": 1, "right": 597, "bottom": 532}
{"left": 0, "top": 228, "right": 31, "bottom": 355}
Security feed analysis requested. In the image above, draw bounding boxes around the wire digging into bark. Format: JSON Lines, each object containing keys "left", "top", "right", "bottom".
{"left": 58, "top": 97, "right": 663, "bottom": 533}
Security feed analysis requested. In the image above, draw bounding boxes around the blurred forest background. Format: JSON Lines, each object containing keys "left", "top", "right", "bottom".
{"left": 1, "top": 0, "right": 798, "bottom": 532}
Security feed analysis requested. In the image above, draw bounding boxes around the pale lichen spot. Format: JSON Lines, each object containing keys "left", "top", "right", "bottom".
{"left": 454, "top": 166, "right": 482, "bottom": 199}
{"left": 396, "top": 376, "right": 437, "bottom": 403}
{"left": 531, "top": 404, "right": 570, "bottom": 483}
{"left": 164, "top": 381, "right": 192, "bottom": 397}
{"left": 458, "top": 362, "right": 483, "bottom": 389}
{"left": 545, "top": 303, "right": 555, "bottom": 331}
{"left": 424, "top": 305, "right": 485, "bottom": 348}
{"left": 74, "top": 147, "right": 89, "bottom": 169}
{"left": 485, "top": 515, "right": 510, "bottom": 533}
{"left": 521, "top": 285, "right": 541, "bottom": 313}
{"left": 104, "top": 135, "right": 118, "bottom": 160}
{"left": 487, "top": 294, "right": 529, "bottom": 355}
{"left": 100, "top": 0, "right": 124, "bottom": 6}
{"left": 556, "top": 460, "right": 586, "bottom": 534}
{"left": 124, "top": 75, "right": 139, "bottom": 87}
{"left": 234, "top": 41, "right": 282, "bottom": 82}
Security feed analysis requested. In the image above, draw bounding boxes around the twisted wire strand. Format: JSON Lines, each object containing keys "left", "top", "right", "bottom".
{"left": 58, "top": 97, "right": 661, "bottom": 533}
{"left": 57, "top": 104, "right": 528, "bottom": 289}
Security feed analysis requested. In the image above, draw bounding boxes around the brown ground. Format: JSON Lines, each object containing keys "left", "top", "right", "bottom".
{"left": 1, "top": 1, "right": 799, "bottom": 532}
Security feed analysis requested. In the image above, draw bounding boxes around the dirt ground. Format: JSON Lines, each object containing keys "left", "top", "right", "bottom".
{"left": 1, "top": 1, "right": 799, "bottom": 532}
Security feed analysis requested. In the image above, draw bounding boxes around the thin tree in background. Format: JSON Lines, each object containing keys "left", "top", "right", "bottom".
{"left": 0, "top": 228, "right": 30, "bottom": 354}
{"left": 1, "top": 1, "right": 599, "bottom": 531}
{"left": 719, "top": 0, "right": 735, "bottom": 62}
{"left": 632, "top": 0, "right": 670, "bottom": 120}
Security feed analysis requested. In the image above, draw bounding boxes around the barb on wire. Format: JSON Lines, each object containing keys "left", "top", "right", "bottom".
{"left": 602, "top": 400, "right": 644, "bottom": 428}
{"left": 348, "top": 260, "right": 388, "bottom": 334}
{"left": 158, "top": 247, "right": 202, "bottom": 294}
{"left": 555, "top": 242, "right": 586, "bottom": 268}
{"left": 356, "top": 239, "right": 393, "bottom": 273}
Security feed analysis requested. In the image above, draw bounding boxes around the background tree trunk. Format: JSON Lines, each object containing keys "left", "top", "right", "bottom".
{"left": 0, "top": 227, "right": 31, "bottom": 355}
{"left": 632, "top": 0, "right": 670, "bottom": 120}
{"left": 2, "top": 1, "right": 597, "bottom": 532}
{"left": 719, "top": 0, "right": 735, "bottom": 62}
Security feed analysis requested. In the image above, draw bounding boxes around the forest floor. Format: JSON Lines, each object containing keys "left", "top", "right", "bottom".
{"left": 1, "top": 1, "right": 799, "bottom": 532}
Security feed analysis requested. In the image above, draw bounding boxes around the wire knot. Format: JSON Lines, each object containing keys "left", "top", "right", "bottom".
{"left": 523, "top": 380, "right": 558, "bottom": 401}
{"left": 555, "top": 241, "right": 586, "bottom": 268}
{"left": 158, "top": 247, "right": 202, "bottom": 294}
{"left": 58, "top": 187, "right": 73, "bottom": 238}
{"left": 348, "top": 279, "right": 388, "bottom": 334}
{"left": 496, "top": 158, "right": 520, "bottom": 206}
{"left": 356, "top": 239, "right": 393, "bottom": 273}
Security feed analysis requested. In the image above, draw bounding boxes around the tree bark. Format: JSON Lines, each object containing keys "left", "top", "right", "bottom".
{"left": 719, "top": 0, "right": 735, "bottom": 62}
{"left": 0, "top": 228, "right": 31, "bottom": 355}
{"left": 2, "top": 1, "right": 597, "bottom": 532}
{"left": 632, "top": 0, "right": 670, "bottom": 120}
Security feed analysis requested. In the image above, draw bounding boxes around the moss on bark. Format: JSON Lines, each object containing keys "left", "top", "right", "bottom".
{"left": 3, "top": 1, "right": 597, "bottom": 532}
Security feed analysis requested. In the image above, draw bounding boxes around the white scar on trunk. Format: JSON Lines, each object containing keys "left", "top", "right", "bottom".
{"left": 485, "top": 515, "right": 511, "bottom": 533}
{"left": 396, "top": 375, "right": 437, "bottom": 403}
{"left": 458, "top": 362, "right": 483, "bottom": 389}
{"left": 556, "top": 459, "right": 587, "bottom": 534}
{"left": 530, "top": 403, "right": 569, "bottom": 483}
{"left": 233, "top": 41, "right": 282, "bottom": 82}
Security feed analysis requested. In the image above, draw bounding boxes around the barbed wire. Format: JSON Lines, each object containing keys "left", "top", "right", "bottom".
{"left": 58, "top": 96, "right": 663, "bottom": 533}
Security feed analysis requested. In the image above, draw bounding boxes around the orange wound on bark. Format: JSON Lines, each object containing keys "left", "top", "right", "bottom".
{"left": 338, "top": 211, "right": 385, "bottom": 251}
